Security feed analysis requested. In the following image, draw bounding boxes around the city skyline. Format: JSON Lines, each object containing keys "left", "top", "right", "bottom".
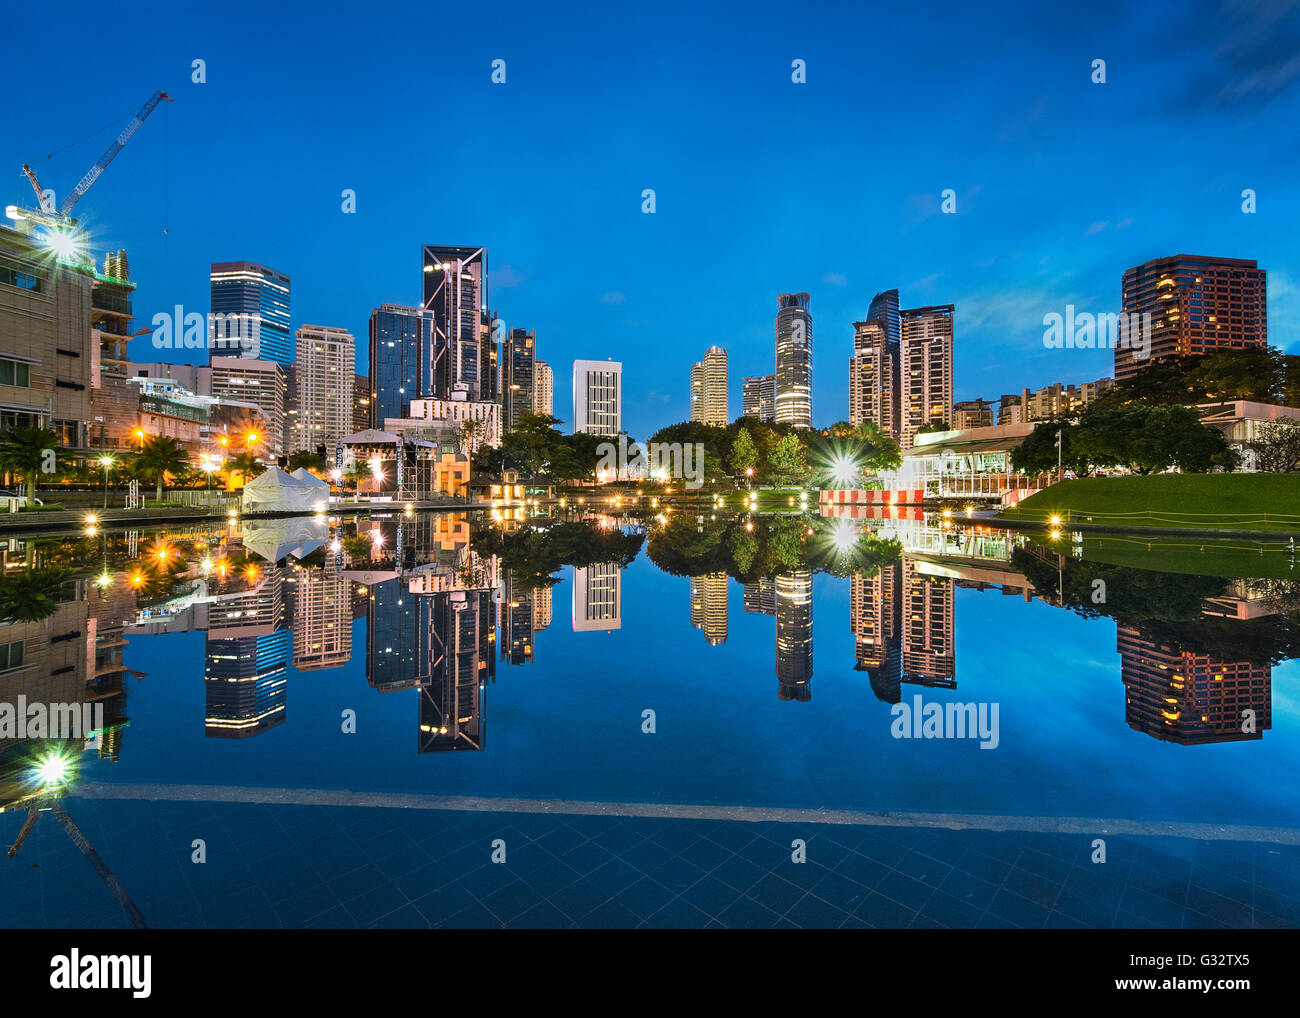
{"left": 5, "top": 2, "right": 1299, "bottom": 441}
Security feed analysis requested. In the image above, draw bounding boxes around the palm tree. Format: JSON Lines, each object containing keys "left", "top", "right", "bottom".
{"left": 0, "top": 566, "right": 72, "bottom": 623}
{"left": 132, "top": 435, "right": 189, "bottom": 502}
{"left": 344, "top": 464, "right": 369, "bottom": 502}
{"left": 225, "top": 451, "right": 266, "bottom": 487}
{"left": 0, "top": 425, "right": 59, "bottom": 501}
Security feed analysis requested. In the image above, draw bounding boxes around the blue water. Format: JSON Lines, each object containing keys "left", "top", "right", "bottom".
{"left": 80, "top": 555, "right": 1300, "bottom": 827}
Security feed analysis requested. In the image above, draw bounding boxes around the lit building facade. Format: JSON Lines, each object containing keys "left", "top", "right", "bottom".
{"left": 1117, "top": 254, "right": 1266, "bottom": 382}
{"left": 775, "top": 293, "right": 812, "bottom": 428}
{"left": 573, "top": 359, "right": 622, "bottom": 436}
{"left": 900, "top": 304, "right": 954, "bottom": 449}
{"left": 369, "top": 304, "right": 434, "bottom": 427}
{"left": 421, "top": 245, "right": 490, "bottom": 399}
{"left": 291, "top": 324, "right": 355, "bottom": 458}
{"left": 690, "top": 345, "right": 728, "bottom": 426}
{"left": 209, "top": 261, "right": 291, "bottom": 365}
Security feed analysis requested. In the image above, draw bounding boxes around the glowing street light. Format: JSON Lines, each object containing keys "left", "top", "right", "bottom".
{"left": 98, "top": 455, "right": 115, "bottom": 509}
{"left": 829, "top": 453, "right": 859, "bottom": 488}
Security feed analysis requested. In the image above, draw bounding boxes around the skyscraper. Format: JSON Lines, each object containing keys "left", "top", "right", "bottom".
{"left": 849, "top": 289, "right": 902, "bottom": 439}
{"left": 1117, "top": 627, "right": 1271, "bottom": 745}
{"left": 1117, "top": 255, "right": 1267, "bottom": 381}
{"left": 209, "top": 261, "right": 291, "bottom": 365}
{"left": 900, "top": 304, "right": 954, "bottom": 449}
{"left": 504, "top": 327, "right": 536, "bottom": 431}
{"left": 775, "top": 293, "right": 812, "bottom": 427}
{"left": 204, "top": 567, "right": 290, "bottom": 738}
{"left": 775, "top": 571, "right": 813, "bottom": 701}
{"left": 534, "top": 360, "right": 554, "bottom": 417}
{"left": 573, "top": 359, "right": 622, "bottom": 436}
{"left": 690, "top": 346, "right": 728, "bottom": 426}
{"left": 849, "top": 321, "right": 897, "bottom": 438}
{"left": 742, "top": 374, "right": 775, "bottom": 421}
{"left": 900, "top": 559, "right": 955, "bottom": 688}
{"left": 207, "top": 356, "right": 287, "bottom": 458}
{"left": 572, "top": 562, "right": 621, "bottom": 631}
{"left": 291, "top": 324, "right": 355, "bottom": 458}
{"left": 689, "top": 573, "right": 728, "bottom": 645}
{"left": 368, "top": 304, "right": 434, "bottom": 426}
{"left": 422, "top": 245, "right": 489, "bottom": 399}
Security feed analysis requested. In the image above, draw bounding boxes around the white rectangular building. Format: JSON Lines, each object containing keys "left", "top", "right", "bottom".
{"left": 291, "top": 324, "right": 355, "bottom": 459}
{"left": 573, "top": 358, "right": 622, "bottom": 436}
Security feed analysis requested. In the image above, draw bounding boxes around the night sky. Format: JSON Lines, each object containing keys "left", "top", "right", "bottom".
{"left": 5, "top": 0, "right": 1299, "bottom": 438}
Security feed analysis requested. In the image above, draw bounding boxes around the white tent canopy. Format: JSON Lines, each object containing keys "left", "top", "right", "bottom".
{"left": 242, "top": 517, "right": 328, "bottom": 563}
{"left": 241, "top": 466, "right": 330, "bottom": 513}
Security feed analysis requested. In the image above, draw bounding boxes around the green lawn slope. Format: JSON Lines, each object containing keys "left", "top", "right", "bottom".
{"left": 998, "top": 474, "right": 1300, "bottom": 531}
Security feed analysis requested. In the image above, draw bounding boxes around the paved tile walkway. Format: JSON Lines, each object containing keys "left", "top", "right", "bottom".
{"left": 2, "top": 799, "right": 1298, "bottom": 929}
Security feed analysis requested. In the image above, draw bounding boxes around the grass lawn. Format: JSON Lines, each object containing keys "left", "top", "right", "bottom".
{"left": 1070, "top": 534, "right": 1299, "bottom": 580}
{"left": 999, "top": 474, "right": 1300, "bottom": 531}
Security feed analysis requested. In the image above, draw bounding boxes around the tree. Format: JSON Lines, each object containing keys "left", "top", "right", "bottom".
{"left": 0, "top": 425, "right": 59, "bottom": 501}
{"left": 729, "top": 428, "right": 759, "bottom": 476}
{"left": 288, "top": 450, "right": 327, "bottom": 472}
{"left": 0, "top": 566, "right": 71, "bottom": 623}
{"left": 133, "top": 435, "right": 189, "bottom": 501}
{"left": 343, "top": 463, "right": 369, "bottom": 500}
{"left": 1252, "top": 418, "right": 1300, "bottom": 473}
{"left": 225, "top": 451, "right": 267, "bottom": 486}
{"left": 852, "top": 422, "right": 902, "bottom": 472}
{"left": 767, "top": 433, "right": 807, "bottom": 485}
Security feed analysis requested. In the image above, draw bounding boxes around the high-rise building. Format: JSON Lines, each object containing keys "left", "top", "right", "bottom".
{"left": 369, "top": 304, "right": 434, "bottom": 427}
{"left": 849, "top": 320, "right": 898, "bottom": 439}
{"left": 775, "top": 571, "right": 813, "bottom": 701}
{"left": 502, "top": 575, "right": 535, "bottom": 665}
{"left": 534, "top": 360, "right": 554, "bottom": 417}
{"left": 900, "top": 559, "right": 955, "bottom": 688}
{"left": 689, "top": 573, "right": 729, "bottom": 645}
{"left": 207, "top": 356, "right": 287, "bottom": 458}
{"left": 353, "top": 374, "right": 372, "bottom": 432}
{"left": 573, "top": 359, "right": 622, "bottom": 436}
{"left": 291, "top": 325, "right": 355, "bottom": 458}
{"left": 291, "top": 567, "right": 352, "bottom": 670}
{"left": 0, "top": 223, "right": 95, "bottom": 448}
{"left": 204, "top": 567, "right": 290, "bottom": 738}
{"left": 851, "top": 563, "right": 902, "bottom": 704}
{"left": 1117, "top": 255, "right": 1267, "bottom": 381}
{"left": 421, "top": 245, "right": 489, "bottom": 399}
{"left": 418, "top": 589, "right": 495, "bottom": 754}
{"left": 774, "top": 293, "right": 812, "bottom": 427}
{"left": 1117, "top": 627, "right": 1270, "bottom": 744}
{"left": 503, "top": 327, "right": 536, "bottom": 431}
{"left": 900, "top": 304, "right": 954, "bottom": 449}
{"left": 572, "top": 562, "right": 621, "bottom": 631}
{"left": 689, "top": 346, "right": 728, "bottom": 426}
{"left": 480, "top": 309, "right": 500, "bottom": 405}
{"left": 209, "top": 261, "right": 291, "bottom": 365}
{"left": 742, "top": 374, "right": 775, "bottom": 422}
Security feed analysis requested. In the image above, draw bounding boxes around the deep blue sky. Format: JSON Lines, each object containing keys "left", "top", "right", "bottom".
{"left": 6, "top": 0, "right": 1300, "bottom": 439}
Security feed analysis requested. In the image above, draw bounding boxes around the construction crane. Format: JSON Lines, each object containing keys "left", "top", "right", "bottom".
{"left": 12, "top": 89, "right": 172, "bottom": 229}
{"left": 7, "top": 798, "right": 149, "bottom": 929}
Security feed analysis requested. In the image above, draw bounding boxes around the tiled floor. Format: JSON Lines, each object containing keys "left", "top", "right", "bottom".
{"left": 2, "top": 799, "right": 1298, "bottom": 929}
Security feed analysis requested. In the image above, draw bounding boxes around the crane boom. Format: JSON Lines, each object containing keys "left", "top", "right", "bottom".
{"left": 58, "top": 90, "right": 172, "bottom": 217}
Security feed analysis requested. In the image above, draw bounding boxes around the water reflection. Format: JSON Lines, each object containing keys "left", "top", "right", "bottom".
{"left": 3, "top": 507, "right": 1299, "bottom": 824}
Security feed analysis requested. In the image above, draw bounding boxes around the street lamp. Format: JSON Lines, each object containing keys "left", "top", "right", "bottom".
{"left": 98, "top": 455, "right": 115, "bottom": 509}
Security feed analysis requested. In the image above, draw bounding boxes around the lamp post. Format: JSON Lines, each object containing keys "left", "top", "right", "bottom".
{"left": 98, "top": 455, "right": 115, "bottom": 509}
